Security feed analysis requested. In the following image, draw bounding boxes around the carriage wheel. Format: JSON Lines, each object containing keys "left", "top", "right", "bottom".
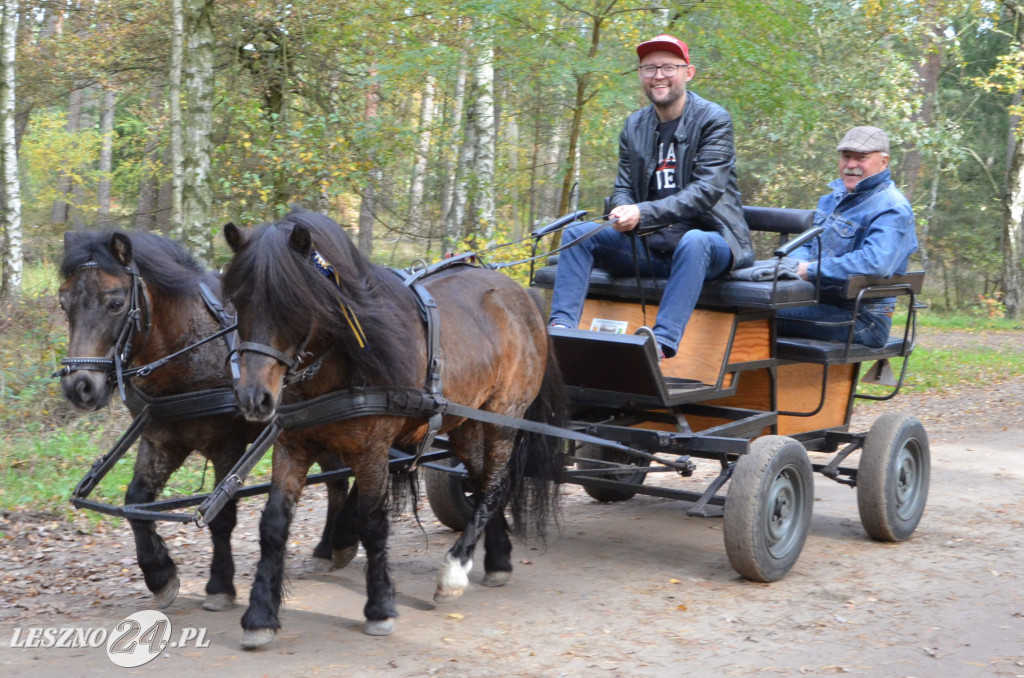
{"left": 857, "top": 412, "right": 930, "bottom": 542}
{"left": 423, "top": 457, "right": 475, "bottom": 532}
{"left": 575, "top": 443, "right": 651, "bottom": 502}
{"left": 724, "top": 436, "right": 814, "bottom": 582}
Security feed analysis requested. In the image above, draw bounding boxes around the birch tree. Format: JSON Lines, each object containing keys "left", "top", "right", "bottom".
{"left": 357, "top": 68, "right": 380, "bottom": 255}
{"left": 407, "top": 69, "right": 435, "bottom": 229}
{"left": 977, "top": 1, "right": 1024, "bottom": 318}
{"left": 1, "top": 0, "right": 21, "bottom": 300}
{"left": 180, "top": 0, "right": 215, "bottom": 259}
{"left": 169, "top": 0, "right": 184, "bottom": 235}
{"left": 471, "top": 35, "right": 495, "bottom": 239}
{"left": 442, "top": 58, "right": 468, "bottom": 254}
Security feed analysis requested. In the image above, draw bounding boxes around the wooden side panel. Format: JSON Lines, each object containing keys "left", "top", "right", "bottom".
{"left": 686, "top": 368, "right": 773, "bottom": 434}
{"left": 775, "top": 362, "right": 856, "bottom": 435}
{"left": 579, "top": 300, "right": 769, "bottom": 384}
{"left": 684, "top": 363, "right": 855, "bottom": 436}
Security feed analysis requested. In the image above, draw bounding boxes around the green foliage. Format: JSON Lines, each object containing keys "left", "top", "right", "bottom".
{"left": 20, "top": 110, "right": 101, "bottom": 214}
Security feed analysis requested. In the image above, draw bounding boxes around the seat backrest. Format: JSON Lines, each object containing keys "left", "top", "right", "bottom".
{"left": 742, "top": 206, "right": 814, "bottom": 235}
{"left": 842, "top": 271, "right": 925, "bottom": 300}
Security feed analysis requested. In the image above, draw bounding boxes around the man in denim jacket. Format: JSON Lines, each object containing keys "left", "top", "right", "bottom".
{"left": 777, "top": 126, "right": 918, "bottom": 347}
{"left": 548, "top": 34, "right": 753, "bottom": 361}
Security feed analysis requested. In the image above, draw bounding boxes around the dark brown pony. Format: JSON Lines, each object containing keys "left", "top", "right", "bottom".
{"left": 222, "top": 209, "right": 565, "bottom": 647}
{"left": 58, "top": 230, "right": 352, "bottom": 612}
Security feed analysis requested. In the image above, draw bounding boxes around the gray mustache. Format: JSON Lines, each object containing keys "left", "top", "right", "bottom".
{"left": 843, "top": 167, "right": 864, "bottom": 177}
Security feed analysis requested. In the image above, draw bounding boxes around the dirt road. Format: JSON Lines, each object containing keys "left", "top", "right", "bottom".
{"left": 2, "top": 338, "right": 1024, "bottom": 676}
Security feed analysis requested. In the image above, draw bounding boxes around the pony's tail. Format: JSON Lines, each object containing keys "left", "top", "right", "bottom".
{"left": 506, "top": 337, "right": 568, "bottom": 541}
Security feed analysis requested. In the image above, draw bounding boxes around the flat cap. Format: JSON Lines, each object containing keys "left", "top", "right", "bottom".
{"left": 837, "top": 126, "right": 889, "bottom": 154}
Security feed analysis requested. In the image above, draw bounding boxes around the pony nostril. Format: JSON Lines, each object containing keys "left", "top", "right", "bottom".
{"left": 257, "top": 391, "right": 275, "bottom": 416}
{"left": 237, "top": 387, "right": 277, "bottom": 421}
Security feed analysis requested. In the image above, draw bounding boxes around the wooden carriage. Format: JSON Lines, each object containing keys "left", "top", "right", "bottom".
{"left": 455, "top": 206, "right": 930, "bottom": 582}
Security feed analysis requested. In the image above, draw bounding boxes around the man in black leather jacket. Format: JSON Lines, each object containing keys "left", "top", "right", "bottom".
{"left": 549, "top": 34, "right": 753, "bottom": 360}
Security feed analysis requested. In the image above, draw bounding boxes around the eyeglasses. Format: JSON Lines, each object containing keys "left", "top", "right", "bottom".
{"left": 638, "top": 63, "right": 687, "bottom": 78}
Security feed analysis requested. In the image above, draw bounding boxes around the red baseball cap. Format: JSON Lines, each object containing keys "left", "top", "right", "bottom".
{"left": 636, "top": 34, "right": 690, "bottom": 65}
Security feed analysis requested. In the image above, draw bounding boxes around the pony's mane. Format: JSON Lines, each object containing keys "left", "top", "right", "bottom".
{"left": 223, "top": 209, "right": 421, "bottom": 386}
{"left": 60, "top": 230, "right": 212, "bottom": 297}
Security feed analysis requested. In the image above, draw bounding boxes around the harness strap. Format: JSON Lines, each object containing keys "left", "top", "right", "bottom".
{"left": 238, "top": 341, "right": 297, "bottom": 370}
{"left": 198, "top": 281, "right": 241, "bottom": 382}
{"left": 197, "top": 422, "right": 282, "bottom": 527}
{"left": 126, "top": 384, "right": 239, "bottom": 422}
{"left": 72, "top": 406, "right": 152, "bottom": 500}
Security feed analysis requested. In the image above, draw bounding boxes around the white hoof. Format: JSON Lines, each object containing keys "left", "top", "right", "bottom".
{"left": 481, "top": 570, "right": 511, "bottom": 588}
{"left": 434, "top": 553, "right": 472, "bottom": 603}
{"left": 201, "top": 592, "right": 235, "bottom": 611}
{"left": 240, "top": 628, "right": 275, "bottom": 650}
{"left": 363, "top": 618, "right": 395, "bottom": 636}
{"left": 152, "top": 575, "right": 179, "bottom": 609}
{"left": 305, "top": 557, "right": 334, "bottom": 574}
{"left": 333, "top": 544, "right": 359, "bottom": 569}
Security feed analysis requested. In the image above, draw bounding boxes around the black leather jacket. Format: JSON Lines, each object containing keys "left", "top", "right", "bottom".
{"left": 610, "top": 91, "right": 754, "bottom": 270}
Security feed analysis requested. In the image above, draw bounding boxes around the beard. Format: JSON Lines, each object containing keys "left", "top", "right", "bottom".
{"left": 643, "top": 80, "right": 686, "bottom": 109}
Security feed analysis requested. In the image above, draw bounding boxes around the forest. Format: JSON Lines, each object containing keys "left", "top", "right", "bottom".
{"left": 1, "top": 0, "right": 1023, "bottom": 315}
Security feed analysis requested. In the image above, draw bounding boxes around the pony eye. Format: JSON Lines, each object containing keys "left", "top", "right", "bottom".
{"left": 108, "top": 298, "right": 125, "bottom": 312}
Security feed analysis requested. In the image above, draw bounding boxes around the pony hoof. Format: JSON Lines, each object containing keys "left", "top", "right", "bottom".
{"left": 305, "top": 557, "right": 334, "bottom": 574}
{"left": 363, "top": 619, "right": 395, "bottom": 636}
{"left": 434, "top": 553, "right": 471, "bottom": 603}
{"left": 433, "top": 588, "right": 465, "bottom": 603}
{"left": 332, "top": 544, "right": 359, "bottom": 569}
{"left": 202, "top": 593, "right": 235, "bottom": 611}
{"left": 152, "top": 575, "right": 179, "bottom": 609}
{"left": 481, "top": 570, "right": 511, "bottom": 588}
{"left": 240, "top": 628, "right": 276, "bottom": 650}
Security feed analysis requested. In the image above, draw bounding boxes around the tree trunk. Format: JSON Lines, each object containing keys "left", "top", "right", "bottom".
{"left": 441, "top": 60, "right": 467, "bottom": 255}
{"left": 135, "top": 76, "right": 165, "bottom": 230}
{"left": 357, "top": 68, "right": 380, "bottom": 255}
{"left": 407, "top": 70, "right": 435, "bottom": 230}
{"left": 507, "top": 113, "right": 521, "bottom": 239}
{"left": 471, "top": 38, "right": 495, "bottom": 240}
{"left": 901, "top": 45, "right": 941, "bottom": 201}
{"left": 96, "top": 87, "right": 115, "bottom": 225}
{"left": 169, "top": 0, "right": 184, "bottom": 235}
{"left": 1, "top": 0, "right": 21, "bottom": 300}
{"left": 1004, "top": 137, "right": 1024, "bottom": 318}
{"left": 180, "top": 0, "right": 214, "bottom": 260}
{"left": 50, "top": 83, "right": 84, "bottom": 224}
{"left": 1002, "top": 1, "right": 1024, "bottom": 319}
{"left": 558, "top": 15, "right": 603, "bottom": 215}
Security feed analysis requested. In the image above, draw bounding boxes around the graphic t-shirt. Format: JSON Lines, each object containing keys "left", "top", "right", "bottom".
{"left": 648, "top": 116, "right": 681, "bottom": 202}
{"left": 644, "top": 115, "right": 687, "bottom": 252}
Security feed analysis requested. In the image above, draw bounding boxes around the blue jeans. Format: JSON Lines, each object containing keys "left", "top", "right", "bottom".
{"left": 776, "top": 303, "right": 891, "bottom": 348}
{"left": 549, "top": 223, "right": 732, "bottom": 357}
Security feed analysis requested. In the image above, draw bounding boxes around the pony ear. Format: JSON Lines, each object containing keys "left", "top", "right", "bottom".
{"left": 223, "top": 222, "right": 249, "bottom": 253}
{"left": 109, "top": 232, "right": 133, "bottom": 267}
{"left": 63, "top": 231, "right": 85, "bottom": 254}
{"left": 289, "top": 225, "right": 313, "bottom": 255}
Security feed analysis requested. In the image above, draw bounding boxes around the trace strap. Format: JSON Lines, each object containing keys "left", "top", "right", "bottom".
{"left": 194, "top": 384, "right": 682, "bottom": 526}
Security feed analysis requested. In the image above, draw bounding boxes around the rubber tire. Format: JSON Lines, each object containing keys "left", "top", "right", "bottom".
{"left": 724, "top": 436, "right": 814, "bottom": 582}
{"left": 857, "top": 412, "right": 930, "bottom": 542}
{"left": 576, "top": 443, "right": 651, "bottom": 502}
{"left": 423, "top": 456, "right": 475, "bottom": 532}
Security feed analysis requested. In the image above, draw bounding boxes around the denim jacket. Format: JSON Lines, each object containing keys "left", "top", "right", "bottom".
{"left": 793, "top": 168, "right": 918, "bottom": 313}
